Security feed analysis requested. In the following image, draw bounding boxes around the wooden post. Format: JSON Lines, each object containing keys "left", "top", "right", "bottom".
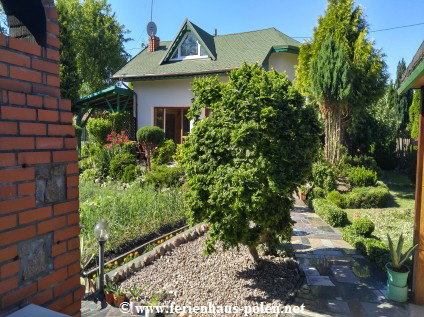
{"left": 414, "top": 86, "right": 424, "bottom": 304}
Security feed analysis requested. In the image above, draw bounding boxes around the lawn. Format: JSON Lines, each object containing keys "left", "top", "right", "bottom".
{"left": 345, "top": 170, "right": 415, "bottom": 252}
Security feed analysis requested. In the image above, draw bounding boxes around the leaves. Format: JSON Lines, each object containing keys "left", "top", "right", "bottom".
{"left": 57, "top": 0, "right": 131, "bottom": 102}
{"left": 181, "top": 64, "right": 321, "bottom": 255}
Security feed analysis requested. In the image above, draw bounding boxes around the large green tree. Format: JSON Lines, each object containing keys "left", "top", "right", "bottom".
{"left": 181, "top": 64, "right": 321, "bottom": 263}
{"left": 57, "top": 0, "right": 131, "bottom": 102}
{"left": 394, "top": 59, "right": 414, "bottom": 136}
{"left": 296, "top": 0, "right": 387, "bottom": 164}
{"left": 409, "top": 91, "right": 421, "bottom": 139}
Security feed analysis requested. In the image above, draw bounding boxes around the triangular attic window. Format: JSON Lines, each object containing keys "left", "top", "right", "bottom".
{"left": 170, "top": 32, "right": 208, "bottom": 61}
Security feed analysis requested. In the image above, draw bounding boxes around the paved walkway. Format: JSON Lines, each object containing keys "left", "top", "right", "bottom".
{"left": 289, "top": 204, "right": 416, "bottom": 317}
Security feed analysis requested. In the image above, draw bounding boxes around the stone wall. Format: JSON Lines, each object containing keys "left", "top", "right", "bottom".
{"left": 0, "top": 0, "right": 82, "bottom": 315}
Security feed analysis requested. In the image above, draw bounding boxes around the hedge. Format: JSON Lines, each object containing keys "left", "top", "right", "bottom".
{"left": 312, "top": 198, "right": 348, "bottom": 227}
{"left": 326, "top": 186, "right": 390, "bottom": 209}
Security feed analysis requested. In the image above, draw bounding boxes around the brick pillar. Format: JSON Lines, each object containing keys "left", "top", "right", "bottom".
{"left": 0, "top": 0, "right": 82, "bottom": 316}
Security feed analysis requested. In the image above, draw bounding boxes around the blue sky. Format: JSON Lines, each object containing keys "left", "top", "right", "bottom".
{"left": 108, "top": 0, "right": 424, "bottom": 81}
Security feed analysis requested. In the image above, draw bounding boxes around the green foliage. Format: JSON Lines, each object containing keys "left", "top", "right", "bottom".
{"left": 109, "top": 112, "right": 130, "bottom": 133}
{"left": 342, "top": 226, "right": 390, "bottom": 271}
{"left": 136, "top": 126, "right": 165, "bottom": 145}
{"left": 73, "top": 125, "right": 83, "bottom": 139}
{"left": 347, "top": 166, "right": 377, "bottom": 187}
{"left": 311, "top": 187, "right": 326, "bottom": 199}
{"left": 173, "top": 143, "right": 184, "bottom": 163}
{"left": 121, "top": 164, "right": 139, "bottom": 183}
{"left": 409, "top": 91, "right": 421, "bottom": 138}
{"left": 182, "top": 64, "right": 321, "bottom": 256}
{"left": 351, "top": 217, "right": 375, "bottom": 237}
{"left": 394, "top": 59, "right": 414, "bottom": 136}
{"left": 312, "top": 160, "right": 337, "bottom": 193}
{"left": 0, "top": 3, "right": 8, "bottom": 35}
{"left": 79, "top": 143, "right": 116, "bottom": 177}
{"left": 109, "top": 153, "right": 137, "bottom": 180}
{"left": 152, "top": 139, "right": 177, "bottom": 166}
{"left": 345, "top": 154, "right": 380, "bottom": 174}
{"left": 56, "top": 0, "right": 130, "bottom": 102}
{"left": 312, "top": 198, "right": 348, "bottom": 227}
{"left": 86, "top": 118, "right": 112, "bottom": 144}
{"left": 327, "top": 187, "right": 389, "bottom": 209}
{"left": 387, "top": 233, "right": 418, "bottom": 271}
{"left": 144, "top": 165, "right": 185, "bottom": 188}
{"left": 79, "top": 179, "right": 185, "bottom": 259}
{"left": 121, "top": 141, "right": 137, "bottom": 156}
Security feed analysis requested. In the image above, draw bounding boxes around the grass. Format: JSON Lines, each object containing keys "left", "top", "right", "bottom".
{"left": 79, "top": 179, "right": 186, "bottom": 264}
{"left": 345, "top": 170, "right": 415, "bottom": 252}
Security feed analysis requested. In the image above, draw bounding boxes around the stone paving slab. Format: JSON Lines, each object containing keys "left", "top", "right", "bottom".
{"left": 290, "top": 204, "right": 411, "bottom": 317}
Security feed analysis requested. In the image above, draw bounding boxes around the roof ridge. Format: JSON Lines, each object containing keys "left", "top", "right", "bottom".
{"left": 216, "top": 27, "right": 276, "bottom": 37}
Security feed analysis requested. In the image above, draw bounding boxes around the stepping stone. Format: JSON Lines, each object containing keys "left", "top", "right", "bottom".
{"left": 327, "top": 299, "right": 351, "bottom": 315}
{"left": 360, "top": 301, "right": 409, "bottom": 317}
{"left": 314, "top": 250, "right": 344, "bottom": 256}
{"left": 321, "top": 239, "right": 334, "bottom": 248}
{"left": 331, "top": 265, "right": 360, "bottom": 283}
{"left": 306, "top": 275, "right": 335, "bottom": 286}
{"left": 301, "top": 266, "right": 320, "bottom": 276}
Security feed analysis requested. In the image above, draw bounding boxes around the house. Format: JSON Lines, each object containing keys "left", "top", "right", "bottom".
{"left": 113, "top": 19, "right": 301, "bottom": 144}
{"left": 398, "top": 40, "right": 424, "bottom": 304}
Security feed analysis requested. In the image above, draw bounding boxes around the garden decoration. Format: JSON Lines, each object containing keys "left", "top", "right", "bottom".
{"left": 94, "top": 219, "right": 110, "bottom": 298}
{"left": 386, "top": 233, "right": 418, "bottom": 302}
{"left": 299, "top": 185, "right": 309, "bottom": 201}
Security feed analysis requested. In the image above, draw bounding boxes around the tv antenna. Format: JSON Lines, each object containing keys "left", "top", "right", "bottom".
{"left": 147, "top": 0, "right": 157, "bottom": 37}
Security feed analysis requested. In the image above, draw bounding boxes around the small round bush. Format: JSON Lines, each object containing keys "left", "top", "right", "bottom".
{"left": 121, "top": 164, "right": 138, "bottom": 183}
{"left": 109, "top": 153, "right": 137, "bottom": 180}
{"left": 86, "top": 118, "right": 112, "bottom": 144}
{"left": 327, "top": 208, "right": 348, "bottom": 227}
{"left": 136, "top": 126, "right": 165, "bottom": 145}
{"left": 351, "top": 217, "right": 375, "bottom": 237}
{"left": 326, "top": 190, "right": 347, "bottom": 208}
{"left": 152, "top": 139, "right": 177, "bottom": 165}
{"left": 347, "top": 166, "right": 377, "bottom": 187}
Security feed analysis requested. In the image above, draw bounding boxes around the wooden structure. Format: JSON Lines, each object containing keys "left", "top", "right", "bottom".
{"left": 398, "top": 41, "right": 424, "bottom": 304}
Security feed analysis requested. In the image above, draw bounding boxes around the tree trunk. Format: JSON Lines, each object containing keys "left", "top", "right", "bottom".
{"left": 248, "top": 245, "right": 260, "bottom": 264}
{"left": 324, "top": 106, "right": 343, "bottom": 165}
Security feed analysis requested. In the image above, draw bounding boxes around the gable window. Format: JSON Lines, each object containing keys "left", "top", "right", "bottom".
{"left": 170, "top": 32, "right": 208, "bottom": 60}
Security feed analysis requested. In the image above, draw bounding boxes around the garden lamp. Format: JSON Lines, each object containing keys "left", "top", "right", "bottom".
{"left": 94, "top": 220, "right": 109, "bottom": 298}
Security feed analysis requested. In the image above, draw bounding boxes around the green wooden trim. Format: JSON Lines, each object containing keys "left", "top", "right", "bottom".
{"left": 398, "top": 58, "right": 424, "bottom": 95}
{"left": 117, "top": 94, "right": 120, "bottom": 112}
{"left": 75, "top": 86, "right": 132, "bottom": 105}
{"left": 122, "top": 95, "right": 131, "bottom": 112}
{"left": 160, "top": 19, "right": 216, "bottom": 64}
{"left": 104, "top": 96, "right": 115, "bottom": 112}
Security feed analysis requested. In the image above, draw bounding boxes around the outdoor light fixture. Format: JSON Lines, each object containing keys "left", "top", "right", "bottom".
{"left": 94, "top": 220, "right": 109, "bottom": 298}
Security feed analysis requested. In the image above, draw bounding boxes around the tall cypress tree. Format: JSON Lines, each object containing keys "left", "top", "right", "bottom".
{"left": 296, "top": 0, "right": 387, "bottom": 164}
{"left": 394, "top": 59, "right": 414, "bottom": 136}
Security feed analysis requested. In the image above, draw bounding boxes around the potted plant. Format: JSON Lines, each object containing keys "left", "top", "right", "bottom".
{"left": 386, "top": 233, "right": 418, "bottom": 302}
{"left": 104, "top": 281, "right": 115, "bottom": 305}
{"left": 299, "top": 185, "right": 308, "bottom": 201}
{"left": 128, "top": 285, "right": 144, "bottom": 315}
{"left": 144, "top": 293, "right": 163, "bottom": 317}
{"left": 113, "top": 286, "right": 126, "bottom": 307}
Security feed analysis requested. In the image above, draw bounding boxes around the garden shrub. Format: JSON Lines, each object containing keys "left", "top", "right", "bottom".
{"left": 144, "top": 165, "right": 185, "bottom": 188}
{"left": 109, "top": 112, "right": 130, "bottom": 133}
{"left": 80, "top": 168, "right": 101, "bottom": 182}
{"left": 312, "top": 160, "right": 337, "bottom": 193}
{"left": 346, "top": 154, "right": 380, "bottom": 173}
{"left": 121, "top": 164, "right": 139, "bottom": 183}
{"left": 109, "top": 153, "right": 137, "bottom": 180}
{"left": 122, "top": 141, "right": 138, "bottom": 156}
{"left": 351, "top": 218, "right": 375, "bottom": 237}
{"left": 86, "top": 118, "right": 112, "bottom": 144}
{"left": 173, "top": 143, "right": 184, "bottom": 163}
{"left": 342, "top": 226, "right": 390, "bottom": 271}
{"left": 327, "top": 186, "right": 389, "bottom": 209}
{"left": 152, "top": 139, "right": 177, "bottom": 166}
{"left": 311, "top": 187, "right": 326, "bottom": 199}
{"left": 347, "top": 166, "right": 377, "bottom": 187}
{"left": 73, "top": 124, "right": 83, "bottom": 139}
{"left": 136, "top": 126, "right": 165, "bottom": 170}
{"left": 312, "top": 198, "right": 348, "bottom": 227}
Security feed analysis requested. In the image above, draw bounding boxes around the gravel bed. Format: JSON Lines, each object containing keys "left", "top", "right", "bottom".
{"left": 121, "top": 235, "right": 300, "bottom": 316}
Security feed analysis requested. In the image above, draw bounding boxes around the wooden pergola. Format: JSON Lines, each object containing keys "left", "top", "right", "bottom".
{"left": 398, "top": 41, "right": 424, "bottom": 304}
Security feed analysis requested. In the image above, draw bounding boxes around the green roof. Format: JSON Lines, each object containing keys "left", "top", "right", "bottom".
{"left": 398, "top": 41, "right": 424, "bottom": 95}
{"left": 113, "top": 20, "right": 300, "bottom": 80}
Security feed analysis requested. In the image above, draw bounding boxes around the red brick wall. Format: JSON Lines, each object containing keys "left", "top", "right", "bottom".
{"left": 0, "top": 0, "right": 82, "bottom": 315}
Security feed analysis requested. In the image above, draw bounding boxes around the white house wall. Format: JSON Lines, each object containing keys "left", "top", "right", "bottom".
{"left": 132, "top": 53, "right": 298, "bottom": 129}
{"left": 268, "top": 52, "right": 298, "bottom": 81}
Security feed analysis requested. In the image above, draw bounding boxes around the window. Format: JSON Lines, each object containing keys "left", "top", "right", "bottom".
{"left": 170, "top": 32, "right": 208, "bottom": 60}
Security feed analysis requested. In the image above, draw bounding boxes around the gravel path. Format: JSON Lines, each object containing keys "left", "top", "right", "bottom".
{"left": 121, "top": 235, "right": 300, "bottom": 316}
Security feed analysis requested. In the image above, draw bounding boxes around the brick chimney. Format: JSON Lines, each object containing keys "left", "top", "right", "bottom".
{"left": 148, "top": 36, "right": 160, "bottom": 52}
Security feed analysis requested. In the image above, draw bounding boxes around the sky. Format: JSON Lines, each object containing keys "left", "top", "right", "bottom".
{"left": 108, "top": 0, "right": 424, "bottom": 81}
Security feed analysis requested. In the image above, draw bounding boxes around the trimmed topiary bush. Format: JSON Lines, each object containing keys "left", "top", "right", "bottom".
{"left": 109, "top": 153, "right": 137, "bottom": 180}
{"left": 351, "top": 217, "right": 375, "bottom": 237}
{"left": 347, "top": 166, "right": 377, "bottom": 187}
{"left": 152, "top": 139, "right": 177, "bottom": 166}
{"left": 136, "top": 126, "right": 165, "bottom": 170}
{"left": 327, "top": 186, "right": 390, "bottom": 209}
{"left": 326, "top": 190, "right": 347, "bottom": 208}
{"left": 312, "top": 198, "right": 348, "bottom": 227}
{"left": 86, "top": 118, "right": 112, "bottom": 144}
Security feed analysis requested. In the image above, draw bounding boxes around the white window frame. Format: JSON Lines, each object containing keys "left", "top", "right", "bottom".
{"left": 170, "top": 32, "right": 208, "bottom": 61}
